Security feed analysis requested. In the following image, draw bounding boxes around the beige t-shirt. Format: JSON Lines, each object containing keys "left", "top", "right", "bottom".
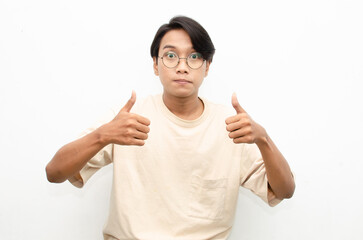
{"left": 69, "top": 94, "right": 281, "bottom": 240}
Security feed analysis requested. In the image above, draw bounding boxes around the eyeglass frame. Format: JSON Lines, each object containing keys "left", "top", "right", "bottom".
{"left": 158, "top": 51, "right": 206, "bottom": 70}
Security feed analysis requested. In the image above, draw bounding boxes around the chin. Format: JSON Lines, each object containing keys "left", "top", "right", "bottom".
{"left": 165, "top": 89, "right": 196, "bottom": 98}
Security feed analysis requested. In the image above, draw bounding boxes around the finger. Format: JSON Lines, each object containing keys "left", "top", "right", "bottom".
{"left": 226, "top": 122, "right": 240, "bottom": 132}
{"left": 226, "top": 121, "right": 241, "bottom": 132}
{"left": 129, "top": 139, "right": 145, "bottom": 146}
{"left": 225, "top": 113, "right": 248, "bottom": 125}
{"left": 121, "top": 90, "right": 136, "bottom": 113}
{"left": 135, "top": 122, "right": 150, "bottom": 134}
{"left": 226, "top": 119, "right": 251, "bottom": 132}
{"left": 225, "top": 115, "right": 239, "bottom": 125}
{"left": 233, "top": 135, "right": 253, "bottom": 144}
{"left": 133, "top": 131, "right": 148, "bottom": 140}
{"left": 228, "top": 127, "right": 252, "bottom": 139}
{"left": 135, "top": 115, "right": 151, "bottom": 126}
{"left": 232, "top": 93, "right": 246, "bottom": 114}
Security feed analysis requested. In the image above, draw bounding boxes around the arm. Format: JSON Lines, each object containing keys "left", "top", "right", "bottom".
{"left": 46, "top": 128, "right": 108, "bottom": 183}
{"left": 255, "top": 132, "right": 295, "bottom": 199}
{"left": 46, "top": 91, "right": 150, "bottom": 183}
{"left": 225, "top": 93, "right": 295, "bottom": 199}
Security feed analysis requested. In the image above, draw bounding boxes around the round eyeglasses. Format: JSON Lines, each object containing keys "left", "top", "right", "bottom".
{"left": 158, "top": 51, "right": 205, "bottom": 69}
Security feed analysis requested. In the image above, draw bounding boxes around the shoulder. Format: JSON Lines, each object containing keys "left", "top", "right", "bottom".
{"left": 201, "top": 97, "right": 235, "bottom": 119}
{"left": 110, "top": 94, "right": 160, "bottom": 114}
{"left": 131, "top": 94, "right": 161, "bottom": 113}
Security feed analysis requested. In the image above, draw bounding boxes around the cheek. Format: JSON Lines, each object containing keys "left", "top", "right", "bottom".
{"left": 158, "top": 65, "right": 172, "bottom": 78}
{"left": 157, "top": 68, "right": 170, "bottom": 85}
{"left": 196, "top": 67, "right": 208, "bottom": 81}
{"left": 158, "top": 68, "right": 165, "bottom": 79}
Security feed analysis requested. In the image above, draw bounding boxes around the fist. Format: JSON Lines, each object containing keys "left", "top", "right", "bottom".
{"left": 100, "top": 91, "right": 151, "bottom": 146}
{"left": 225, "top": 93, "right": 266, "bottom": 144}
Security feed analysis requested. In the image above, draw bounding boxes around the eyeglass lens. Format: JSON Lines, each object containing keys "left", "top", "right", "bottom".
{"left": 161, "top": 52, "right": 204, "bottom": 69}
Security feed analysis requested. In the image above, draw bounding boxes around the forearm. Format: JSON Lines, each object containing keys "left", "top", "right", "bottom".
{"left": 46, "top": 127, "right": 109, "bottom": 183}
{"left": 256, "top": 133, "right": 295, "bottom": 199}
{"left": 226, "top": 94, "right": 295, "bottom": 199}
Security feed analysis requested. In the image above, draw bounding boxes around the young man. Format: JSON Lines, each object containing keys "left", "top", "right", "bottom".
{"left": 46, "top": 16, "right": 295, "bottom": 240}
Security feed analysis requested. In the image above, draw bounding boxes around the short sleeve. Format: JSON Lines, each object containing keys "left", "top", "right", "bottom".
{"left": 68, "top": 108, "right": 117, "bottom": 188}
{"left": 240, "top": 143, "right": 282, "bottom": 207}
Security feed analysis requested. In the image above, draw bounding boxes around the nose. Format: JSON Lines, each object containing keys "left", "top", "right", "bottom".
{"left": 175, "top": 58, "right": 189, "bottom": 74}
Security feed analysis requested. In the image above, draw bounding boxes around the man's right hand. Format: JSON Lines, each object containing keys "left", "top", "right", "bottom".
{"left": 46, "top": 91, "right": 150, "bottom": 183}
{"left": 98, "top": 91, "right": 151, "bottom": 146}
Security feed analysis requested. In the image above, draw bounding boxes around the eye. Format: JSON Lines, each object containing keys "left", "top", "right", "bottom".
{"left": 164, "top": 52, "right": 177, "bottom": 59}
{"left": 189, "top": 53, "right": 202, "bottom": 60}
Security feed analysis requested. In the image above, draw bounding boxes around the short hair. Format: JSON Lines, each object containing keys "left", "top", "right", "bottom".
{"left": 150, "top": 16, "right": 215, "bottom": 63}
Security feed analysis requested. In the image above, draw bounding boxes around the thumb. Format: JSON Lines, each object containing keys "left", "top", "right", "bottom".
{"left": 121, "top": 90, "right": 136, "bottom": 112}
{"left": 232, "top": 93, "right": 246, "bottom": 114}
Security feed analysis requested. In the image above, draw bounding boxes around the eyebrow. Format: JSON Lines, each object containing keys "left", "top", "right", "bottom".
{"left": 162, "top": 45, "right": 176, "bottom": 50}
{"left": 162, "top": 45, "right": 196, "bottom": 52}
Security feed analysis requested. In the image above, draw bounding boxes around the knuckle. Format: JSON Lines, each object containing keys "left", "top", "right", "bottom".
{"left": 240, "top": 120, "right": 250, "bottom": 127}
{"left": 125, "top": 128, "right": 133, "bottom": 136}
{"left": 228, "top": 132, "right": 233, "bottom": 139}
{"left": 247, "top": 127, "right": 252, "bottom": 134}
{"left": 125, "top": 119, "right": 132, "bottom": 127}
{"left": 129, "top": 121, "right": 136, "bottom": 128}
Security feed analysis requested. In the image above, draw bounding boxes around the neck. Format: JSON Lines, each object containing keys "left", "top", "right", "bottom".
{"left": 162, "top": 92, "right": 204, "bottom": 120}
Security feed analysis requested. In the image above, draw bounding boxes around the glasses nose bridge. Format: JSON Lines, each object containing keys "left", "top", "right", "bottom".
{"left": 176, "top": 56, "right": 189, "bottom": 68}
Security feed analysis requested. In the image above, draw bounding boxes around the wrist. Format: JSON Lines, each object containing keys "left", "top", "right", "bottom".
{"left": 94, "top": 124, "right": 112, "bottom": 146}
{"left": 255, "top": 128, "right": 269, "bottom": 147}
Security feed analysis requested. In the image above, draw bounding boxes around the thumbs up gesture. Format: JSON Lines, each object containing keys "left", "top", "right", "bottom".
{"left": 225, "top": 93, "right": 267, "bottom": 144}
{"left": 99, "top": 91, "right": 151, "bottom": 146}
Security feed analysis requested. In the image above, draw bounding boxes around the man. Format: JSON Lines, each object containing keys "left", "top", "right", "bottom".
{"left": 46, "top": 16, "right": 295, "bottom": 240}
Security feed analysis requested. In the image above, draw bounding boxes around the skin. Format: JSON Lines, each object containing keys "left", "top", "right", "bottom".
{"left": 154, "top": 29, "right": 294, "bottom": 199}
{"left": 226, "top": 93, "right": 295, "bottom": 199}
{"left": 46, "top": 91, "right": 151, "bottom": 183}
{"left": 153, "top": 29, "right": 210, "bottom": 120}
{"left": 46, "top": 28, "right": 295, "bottom": 200}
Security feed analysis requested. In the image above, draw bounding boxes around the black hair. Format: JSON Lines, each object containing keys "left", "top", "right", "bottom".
{"left": 150, "top": 16, "right": 215, "bottom": 63}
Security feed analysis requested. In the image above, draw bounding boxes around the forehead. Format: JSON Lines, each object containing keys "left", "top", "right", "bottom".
{"left": 159, "top": 29, "right": 194, "bottom": 52}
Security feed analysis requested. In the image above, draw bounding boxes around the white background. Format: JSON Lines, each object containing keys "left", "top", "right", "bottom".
{"left": 1, "top": 0, "right": 362, "bottom": 239}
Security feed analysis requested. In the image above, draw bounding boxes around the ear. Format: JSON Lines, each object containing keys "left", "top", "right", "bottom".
{"left": 153, "top": 57, "right": 159, "bottom": 76}
{"left": 204, "top": 61, "right": 211, "bottom": 77}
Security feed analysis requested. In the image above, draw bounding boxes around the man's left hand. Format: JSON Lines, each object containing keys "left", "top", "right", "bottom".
{"left": 225, "top": 93, "right": 267, "bottom": 144}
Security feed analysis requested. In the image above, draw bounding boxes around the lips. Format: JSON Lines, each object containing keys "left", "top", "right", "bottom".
{"left": 173, "top": 79, "right": 192, "bottom": 84}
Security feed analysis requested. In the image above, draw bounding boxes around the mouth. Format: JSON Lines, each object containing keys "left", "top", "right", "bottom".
{"left": 173, "top": 79, "right": 192, "bottom": 84}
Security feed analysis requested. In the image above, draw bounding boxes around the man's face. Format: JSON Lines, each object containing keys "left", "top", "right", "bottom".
{"left": 153, "top": 29, "right": 210, "bottom": 99}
